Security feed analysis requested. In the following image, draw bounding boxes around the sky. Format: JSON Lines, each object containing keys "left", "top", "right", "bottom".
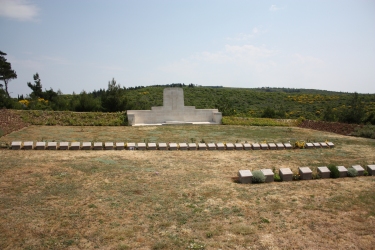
{"left": 1, "top": 0, "right": 375, "bottom": 97}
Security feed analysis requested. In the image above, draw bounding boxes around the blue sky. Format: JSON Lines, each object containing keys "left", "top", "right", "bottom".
{"left": 1, "top": 0, "right": 375, "bottom": 97}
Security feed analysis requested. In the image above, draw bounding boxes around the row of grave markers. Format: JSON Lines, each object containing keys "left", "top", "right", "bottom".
{"left": 238, "top": 165, "right": 375, "bottom": 183}
{"left": 10, "top": 141, "right": 335, "bottom": 150}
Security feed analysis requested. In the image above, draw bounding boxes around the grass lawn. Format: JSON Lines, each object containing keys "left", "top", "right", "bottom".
{"left": 1, "top": 125, "right": 375, "bottom": 249}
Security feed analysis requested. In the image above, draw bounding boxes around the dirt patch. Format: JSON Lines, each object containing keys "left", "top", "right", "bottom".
{"left": 0, "top": 109, "right": 29, "bottom": 137}
{"left": 299, "top": 120, "right": 361, "bottom": 136}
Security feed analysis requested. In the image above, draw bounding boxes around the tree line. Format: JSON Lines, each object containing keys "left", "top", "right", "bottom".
{"left": 1, "top": 50, "right": 375, "bottom": 125}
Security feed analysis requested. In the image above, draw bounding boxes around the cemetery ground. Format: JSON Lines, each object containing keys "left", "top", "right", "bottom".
{"left": 1, "top": 125, "right": 375, "bottom": 249}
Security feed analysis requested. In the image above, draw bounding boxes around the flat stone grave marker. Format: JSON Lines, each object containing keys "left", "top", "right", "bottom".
{"left": 47, "top": 142, "right": 57, "bottom": 150}
{"left": 105, "top": 142, "right": 113, "bottom": 150}
{"left": 268, "top": 143, "right": 276, "bottom": 150}
{"left": 320, "top": 142, "right": 328, "bottom": 148}
{"left": 276, "top": 143, "right": 285, "bottom": 150}
{"left": 261, "top": 169, "right": 274, "bottom": 183}
{"left": 198, "top": 143, "right": 207, "bottom": 150}
{"left": 216, "top": 143, "right": 225, "bottom": 150}
{"left": 260, "top": 143, "right": 269, "bottom": 150}
{"left": 93, "top": 142, "right": 103, "bottom": 150}
{"left": 23, "top": 141, "right": 33, "bottom": 150}
{"left": 158, "top": 143, "right": 167, "bottom": 150}
{"left": 35, "top": 142, "right": 46, "bottom": 150}
{"left": 352, "top": 165, "right": 364, "bottom": 176}
{"left": 283, "top": 143, "right": 292, "bottom": 149}
{"left": 313, "top": 142, "right": 321, "bottom": 148}
{"left": 147, "top": 143, "right": 157, "bottom": 150}
{"left": 179, "top": 143, "right": 187, "bottom": 150}
{"left": 137, "top": 143, "right": 146, "bottom": 150}
{"left": 243, "top": 143, "right": 251, "bottom": 150}
{"left": 127, "top": 142, "right": 136, "bottom": 150}
{"left": 337, "top": 166, "right": 348, "bottom": 177}
{"left": 82, "top": 142, "right": 92, "bottom": 150}
{"left": 226, "top": 143, "right": 234, "bottom": 150}
{"left": 305, "top": 143, "right": 314, "bottom": 149}
{"left": 327, "top": 142, "right": 335, "bottom": 148}
{"left": 207, "top": 143, "right": 216, "bottom": 150}
{"left": 169, "top": 143, "right": 178, "bottom": 150}
{"left": 252, "top": 143, "right": 260, "bottom": 150}
{"left": 279, "top": 168, "right": 293, "bottom": 181}
{"left": 188, "top": 143, "right": 197, "bottom": 150}
{"left": 299, "top": 167, "right": 312, "bottom": 180}
{"left": 59, "top": 142, "right": 69, "bottom": 150}
{"left": 115, "top": 142, "right": 124, "bottom": 150}
{"left": 317, "top": 166, "right": 330, "bottom": 178}
{"left": 367, "top": 165, "right": 375, "bottom": 175}
{"left": 238, "top": 170, "right": 252, "bottom": 184}
{"left": 11, "top": 141, "right": 21, "bottom": 150}
{"left": 70, "top": 142, "right": 80, "bottom": 150}
{"left": 234, "top": 143, "right": 243, "bottom": 150}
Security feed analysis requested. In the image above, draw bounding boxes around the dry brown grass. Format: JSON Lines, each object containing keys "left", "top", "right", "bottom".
{"left": 1, "top": 125, "right": 375, "bottom": 249}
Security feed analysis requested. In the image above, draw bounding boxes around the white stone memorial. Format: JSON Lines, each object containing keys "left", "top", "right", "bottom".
{"left": 337, "top": 166, "right": 348, "bottom": 177}
{"left": 283, "top": 142, "right": 292, "bottom": 149}
{"left": 11, "top": 141, "right": 21, "bottom": 150}
{"left": 127, "top": 88, "right": 222, "bottom": 126}
{"left": 188, "top": 143, "right": 197, "bottom": 150}
{"left": 147, "top": 143, "right": 157, "bottom": 150}
{"left": 235, "top": 143, "right": 243, "bottom": 150}
{"left": 47, "top": 142, "right": 57, "bottom": 150}
{"left": 137, "top": 143, "right": 146, "bottom": 150}
{"left": 115, "top": 142, "right": 124, "bottom": 150}
{"left": 279, "top": 168, "right": 293, "bottom": 181}
{"left": 35, "top": 142, "right": 46, "bottom": 150}
{"left": 82, "top": 142, "right": 91, "bottom": 150}
{"left": 93, "top": 142, "right": 103, "bottom": 150}
{"left": 276, "top": 143, "right": 285, "bottom": 150}
{"left": 299, "top": 167, "right": 312, "bottom": 180}
{"left": 268, "top": 143, "right": 276, "bottom": 150}
{"left": 179, "top": 143, "right": 188, "bottom": 150}
{"left": 158, "top": 143, "right": 167, "bottom": 150}
{"left": 226, "top": 143, "right": 234, "bottom": 150}
{"left": 126, "top": 143, "right": 135, "bottom": 150}
{"left": 207, "top": 143, "right": 216, "bottom": 150}
{"left": 23, "top": 141, "right": 33, "bottom": 150}
{"left": 59, "top": 142, "right": 69, "bottom": 150}
{"left": 352, "top": 165, "right": 364, "bottom": 176}
{"left": 169, "top": 143, "right": 178, "bottom": 150}
{"left": 252, "top": 143, "right": 260, "bottom": 150}
{"left": 260, "top": 143, "right": 269, "bottom": 150}
{"left": 198, "top": 143, "right": 207, "bottom": 150}
{"left": 216, "top": 143, "right": 225, "bottom": 150}
{"left": 305, "top": 143, "right": 314, "bottom": 149}
{"left": 105, "top": 142, "right": 113, "bottom": 150}
{"left": 238, "top": 170, "right": 253, "bottom": 184}
{"left": 70, "top": 142, "right": 80, "bottom": 150}
{"left": 261, "top": 169, "right": 274, "bottom": 183}
{"left": 318, "top": 166, "right": 330, "bottom": 178}
{"left": 367, "top": 165, "right": 375, "bottom": 175}
{"left": 243, "top": 143, "right": 251, "bottom": 150}
{"left": 327, "top": 142, "right": 335, "bottom": 148}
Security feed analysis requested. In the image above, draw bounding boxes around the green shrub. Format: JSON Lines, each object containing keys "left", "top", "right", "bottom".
{"left": 364, "top": 170, "right": 369, "bottom": 176}
{"left": 347, "top": 168, "right": 358, "bottom": 177}
{"left": 252, "top": 170, "right": 266, "bottom": 183}
{"left": 328, "top": 164, "right": 340, "bottom": 178}
{"left": 274, "top": 173, "right": 281, "bottom": 182}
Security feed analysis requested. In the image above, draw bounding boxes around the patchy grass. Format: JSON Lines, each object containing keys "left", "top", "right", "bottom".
{"left": 0, "top": 126, "right": 375, "bottom": 249}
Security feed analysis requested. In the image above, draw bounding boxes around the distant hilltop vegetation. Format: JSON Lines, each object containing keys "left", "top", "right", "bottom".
{"left": 2, "top": 81, "right": 375, "bottom": 125}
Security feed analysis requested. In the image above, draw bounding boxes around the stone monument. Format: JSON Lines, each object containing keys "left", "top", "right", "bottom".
{"left": 127, "top": 88, "right": 222, "bottom": 126}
